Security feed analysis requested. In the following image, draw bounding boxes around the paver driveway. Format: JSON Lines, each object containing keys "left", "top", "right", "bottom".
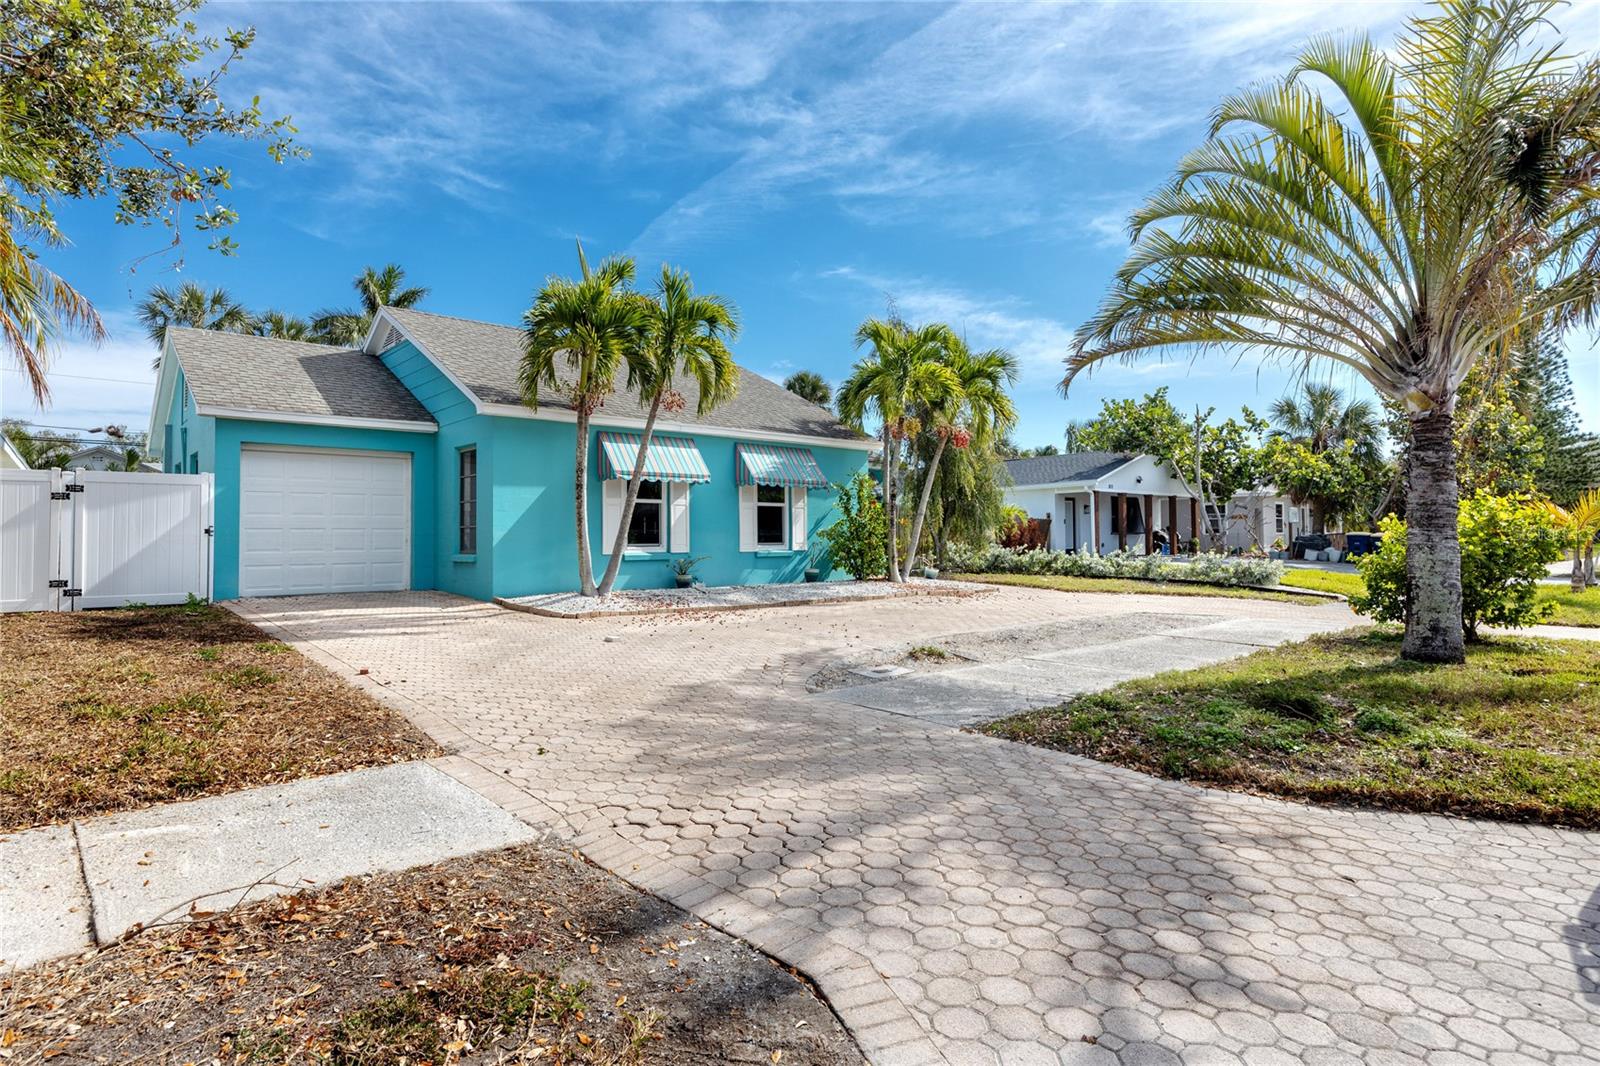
{"left": 236, "top": 588, "right": 1600, "bottom": 1066}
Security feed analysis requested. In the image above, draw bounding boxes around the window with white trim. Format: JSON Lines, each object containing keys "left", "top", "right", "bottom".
{"left": 628, "top": 480, "right": 665, "bottom": 549}
{"left": 1274, "top": 503, "right": 1285, "bottom": 533}
{"left": 756, "top": 484, "right": 787, "bottom": 547}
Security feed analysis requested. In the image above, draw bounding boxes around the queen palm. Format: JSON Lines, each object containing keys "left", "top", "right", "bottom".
{"left": 137, "top": 281, "right": 250, "bottom": 365}
{"left": 521, "top": 243, "right": 649, "bottom": 597}
{"left": 311, "top": 263, "right": 428, "bottom": 346}
{"left": 903, "top": 339, "right": 1018, "bottom": 576}
{"left": 783, "top": 370, "right": 832, "bottom": 408}
{"left": 1065, "top": 0, "right": 1600, "bottom": 663}
{"left": 596, "top": 267, "right": 740, "bottom": 598}
{"left": 838, "top": 319, "right": 960, "bottom": 583}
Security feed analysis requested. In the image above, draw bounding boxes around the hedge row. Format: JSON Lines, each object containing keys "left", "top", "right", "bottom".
{"left": 944, "top": 544, "right": 1285, "bottom": 588}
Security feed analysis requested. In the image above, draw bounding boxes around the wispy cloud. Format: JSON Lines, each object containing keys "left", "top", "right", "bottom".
{"left": 1, "top": 312, "right": 158, "bottom": 433}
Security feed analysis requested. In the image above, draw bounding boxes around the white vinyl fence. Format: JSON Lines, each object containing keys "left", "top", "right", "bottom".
{"left": 0, "top": 469, "right": 213, "bottom": 612}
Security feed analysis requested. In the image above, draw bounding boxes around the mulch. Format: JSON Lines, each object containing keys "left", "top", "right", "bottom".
{"left": 0, "top": 843, "right": 865, "bottom": 1065}
{"left": 0, "top": 604, "right": 440, "bottom": 833}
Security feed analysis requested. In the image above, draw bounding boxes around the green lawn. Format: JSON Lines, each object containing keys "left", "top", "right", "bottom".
{"left": 984, "top": 629, "right": 1600, "bottom": 828}
{"left": 1278, "top": 567, "right": 1600, "bottom": 627}
{"left": 947, "top": 572, "right": 1331, "bottom": 606}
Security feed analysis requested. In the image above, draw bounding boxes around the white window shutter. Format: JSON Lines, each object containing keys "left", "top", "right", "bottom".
{"left": 738, "top": 484, "right": 757, "bottom": 552}
{"left": 602, "top": 479, "right": 623, "bottom": 550}
{"left": 669, "top": 482, "right": 690, "bottom": 553}
{"left": 790, "top": 487, "right": 807, "bottom": 552}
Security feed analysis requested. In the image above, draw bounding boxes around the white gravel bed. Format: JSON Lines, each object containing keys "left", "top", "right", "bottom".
{"left": 498, "top": 578, "right": 981, "bottom": 617}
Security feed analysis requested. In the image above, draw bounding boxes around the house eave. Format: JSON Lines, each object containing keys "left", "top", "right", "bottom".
{"left": 195, "top": 406, "right": 439, "bottom": 434}
{"left": 477, "top": 402, "right": 877, "bottom": 452}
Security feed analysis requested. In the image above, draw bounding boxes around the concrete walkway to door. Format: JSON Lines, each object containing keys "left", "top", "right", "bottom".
{"left": 234, "top": 588, "right": 1600, "bottom": 1066}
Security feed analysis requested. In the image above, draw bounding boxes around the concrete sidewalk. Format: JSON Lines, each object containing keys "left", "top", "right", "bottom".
{"left": 0, "top": 760, "right": 537, "bottom": 972}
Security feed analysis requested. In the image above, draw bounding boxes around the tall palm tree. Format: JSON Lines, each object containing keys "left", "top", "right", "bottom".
{"left": 1269, "top": 383, "right": 1383, "bottom": 462}
{"left": 251, "top": 310, "right": 311, "bottom": 341}
{"left": 521, "top": 243, "right": 649, "bottom": 597}
{"left": 1064, "top": 0, "right": 1600, "bottom": 663}
{"left": 596, "top": 266, "right": 740, "bottom": 598}
{"left": 838, "top": 319, "right": 961, "bottom": 583}
{"left": 311, "top": 263, "right": 428, "bottom": 346}
{"left": 783, "top": 370, "right": 832, "bottom": 408}
{"left": 137, "top": 281, "right": 251, "bottom": 365}
{"left": 903, "top": 339, "right": 1018, "bottom": 576}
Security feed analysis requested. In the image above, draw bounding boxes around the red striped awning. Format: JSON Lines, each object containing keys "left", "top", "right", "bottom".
{"left": 735, "top": 443, "right": 829, "bottom": 489}
{"left": 597, "top": 432, "right": 711, "bottom": 483}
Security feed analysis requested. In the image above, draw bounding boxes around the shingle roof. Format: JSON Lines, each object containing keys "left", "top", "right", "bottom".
{"left": 1003, "top": 452, "right": 1135, "bottom": 486}
{"left": 169, "top": 329, "right": 435, "bottom": 425}
{"left": 382, "top": 307, "right": 865, "bottom": 443}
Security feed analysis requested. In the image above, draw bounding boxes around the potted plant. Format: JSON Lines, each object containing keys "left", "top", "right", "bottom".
{"left": 804, "top": 552, "right": 822, "bottom": 583}
{"left": 1269, "top": 537, "right": 1287, "bottom": 560}
{"left": 665, "top": 556, "right": 708, "bottom": 589}
{"left": 922, "top": 564, "right": 940, "bottom": 580}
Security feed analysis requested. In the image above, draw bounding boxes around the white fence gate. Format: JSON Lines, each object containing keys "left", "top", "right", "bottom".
{"left": 0, "top": 469, "right": 213, "bottom": 612}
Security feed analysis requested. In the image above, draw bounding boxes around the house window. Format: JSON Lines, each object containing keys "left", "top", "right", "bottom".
{"left": 1274, "top": 503, "right": 1285, "bottom": 533}
{"left": 458, "top": 448, "right": 477, "bottom": 554}
{"left": 756, "top": 484, "right": 787, "bottom": 547}
{"left": 627, "top": 480, "right": 665, "bottom": 549}
{"left": 188, "top": 452, "right": 199, "bottom": 474}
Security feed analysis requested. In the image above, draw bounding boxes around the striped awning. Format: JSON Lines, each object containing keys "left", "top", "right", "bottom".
{"left": 597, "top": 432, "right": 711, "bottom": 483}
{"left": 735, "top": 443, "right": 830, "bottom": 489}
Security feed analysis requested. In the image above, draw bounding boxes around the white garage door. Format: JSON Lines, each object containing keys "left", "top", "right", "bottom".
{"left": 240, "top": 446, "right": 411, "bottom": 597}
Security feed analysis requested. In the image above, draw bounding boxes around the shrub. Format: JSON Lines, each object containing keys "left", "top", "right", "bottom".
{"left": 943, "top": 543, "right": 1283, "bottom": 588}
{"left": 817, "top": 473, "right": 887, "bottom": 579}
{"left": 1352, "top": 492, "right": 1565, "bottom": 639}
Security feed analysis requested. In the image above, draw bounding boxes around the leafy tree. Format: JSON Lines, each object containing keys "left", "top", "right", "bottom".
{"left": 817, "top": 473, "right": 887, "bottom": 579}
{"left": 137, "top": 281, "right": 251, "bottom": 359}
{"left": 596, "top": 267, "right": 739, "bottom": 598}
{"left": 1066, "top": 0, "right": 1600, "bottom": 663}
{"left": 1, "top": 418, "right": 75, "bottom": 467}
{"left": 251, "top": 310, "right": 311, "bottom": 341}
{"left": 782, "top": 370, "right": 831, "bottom": 408}
{"left": 1354, "top": 493, "right": 1565, "bottom": 639}
{"left": 903, "top": 338, "right": 1018, "bottom": 575}
{"left": 311, "top": 264, "right": 429, "bottom": 346}
{"left": 1515, "top": 336, "right": 1597, "bottom": 506}
{"left": 1259, "top": 439, "right": 1376, "bottom": 531}
{"left": 838, "top": 319, "right": 960, "bottom": 583}
{"left": 2, "top": 0, "right": 301, "bottom": 403}
{"left": 930, "top": 439, "right": 1009, "bottom": 567}
{"left": 520, "top": 243, "right": 648, "bottom": 597}
{"left": 1454, "top": 369, "right": 1545, "bottom": 497}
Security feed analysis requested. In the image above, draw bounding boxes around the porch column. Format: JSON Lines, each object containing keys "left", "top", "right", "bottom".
{"left": 1088, "top": 492, "right": 1099, "bottom": 554}
{"left": 1116, "top": 494, "right": 1127, "bottom": 552}
{"left": 1190, "top": 497, "right": 1200, "bottom": 552}
{"left": 1144, "top": 493, "right": 1154, "bottom": 555}
{"left": 1167, "top": 494, "right": 1177, "bottom": 555}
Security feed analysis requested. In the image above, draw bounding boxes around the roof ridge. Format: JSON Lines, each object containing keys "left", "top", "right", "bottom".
{"left": 385, "top": 306, "right": 520, "bottom": 330}
{"left": 167, "top": 327, "right": 360, "bottom": 354}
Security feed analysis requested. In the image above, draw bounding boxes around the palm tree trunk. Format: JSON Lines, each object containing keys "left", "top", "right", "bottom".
{"left": 596, "top": 396, "right": 663, "bottom": 598}
{"left": 1585, "top": 541, "right": 1595, "bottom": 587}
{"left": 903, "top": 435, "right": 948, "bottom": 577}
{"left": 1572, "top": 550, "right": 1586, "bottom": 593}
{"left": 574, "top": 410, "right": 596, "bottom": 596}
{"left": 1400, "top": 405, "right": 1465, "bottom": 663}
{"left": 883, "top": 427, "right": 902, "bottom": 582}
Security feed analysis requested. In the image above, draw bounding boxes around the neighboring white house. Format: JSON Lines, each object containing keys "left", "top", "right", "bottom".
{"left": 63, "top": 444, "right": 131, "bottom": 471}
{"left": 1222, "top": 486, "right": 1309, "bottom": 552}
{"left": 0, "top": 434, "right": 26, "bottom": 470}
{"left": 1002, "top": 452, "right": 1205, "bottom": 555}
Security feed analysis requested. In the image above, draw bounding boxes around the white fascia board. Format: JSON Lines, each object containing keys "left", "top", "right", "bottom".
{"left": 478, "top": 402, "right": 878, "bottom": 452}
{"left": 196, "top": 406, "right": 438, "bottom": 434}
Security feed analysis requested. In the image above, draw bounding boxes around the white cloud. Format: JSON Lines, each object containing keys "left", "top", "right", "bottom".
{"left": 1, "top": 312, "right": 160, "bottom": 436}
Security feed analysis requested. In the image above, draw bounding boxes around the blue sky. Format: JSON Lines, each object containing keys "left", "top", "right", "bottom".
{"left": 8, "top": 0, "right": 1597, "bottom": 446}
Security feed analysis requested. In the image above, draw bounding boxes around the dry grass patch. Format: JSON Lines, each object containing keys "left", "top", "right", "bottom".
{"left": 0, "top": 602, "right": 439, "bottom": 832}
{"left": 0, "top": 844, "right": 863, "bottom": 1065}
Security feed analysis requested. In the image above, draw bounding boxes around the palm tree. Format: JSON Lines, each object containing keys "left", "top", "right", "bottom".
{"left": 2, "top": 212, "right": 103, "bottom": 405}
{"left": 1545, "top": 490, "right": 1600, "bottom": 591}
{"left": 136, "top": 281, "right": 251, "bottom": 365}
{"left": 783, "top": 370, "right": 832, "bottom": 408}
{"left": 521, "top": 243, "right": 649, "bottom": 597}
{"left": 311, "top": 264, "right": 428, "bottom": 346}
{"left": 1064, "top": 0, "right": 1600, "bottom": 664}
{"left": 903, "top": 339, "right": 1018, "bottom": 576}
{"left": 596, "top": 267, "right": 740, "bottom": 598}
{"left": 252, "top": 310, "right": 311, "bottom": 341}
{"left": 838, "top": 319, "right": 961, "bottom": 583}
{"left": 1269, "top": 383, "right": 1382, "bottom": 462}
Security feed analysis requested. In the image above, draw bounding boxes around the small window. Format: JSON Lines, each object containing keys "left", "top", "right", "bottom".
{"left": 458, "top": 448, "right": 477, "bottom": 554}
{"left": 627, "top": 480, "right": 664, "bottom": 549}
{"left": 1274, "top": 503, "right": 1285, "bottom": 533}
{"left": 188, "top": 452, "right": 199, "bottom": 474}
{"left": 756, "top": 484, "right": 787, "bottom": 547}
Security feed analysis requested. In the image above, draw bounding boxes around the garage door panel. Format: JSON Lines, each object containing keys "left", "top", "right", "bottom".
{"left": 240, "top": 448, "right": 411, "bottom": 597}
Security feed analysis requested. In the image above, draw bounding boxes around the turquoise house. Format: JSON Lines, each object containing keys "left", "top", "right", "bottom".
{"left": 146, "top": 308, "right": 873, "bottom": 601}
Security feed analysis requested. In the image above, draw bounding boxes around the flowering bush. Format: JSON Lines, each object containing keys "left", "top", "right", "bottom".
{"left": 944, "top": 543, "right": 1284, "bottom": 588}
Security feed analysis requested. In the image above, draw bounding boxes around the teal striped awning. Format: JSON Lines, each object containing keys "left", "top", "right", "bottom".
{"left": 597, "top": 432, "right": 711, "bottom": 483}
{"left": 735, "top": 443, "right": 829, "bottom": 489}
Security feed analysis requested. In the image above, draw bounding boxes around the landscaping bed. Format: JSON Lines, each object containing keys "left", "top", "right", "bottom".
{"left": 0, "top": 843, "right": 863, "bottom": 1065}
{"left": 984, "top": 628, "right": 1600, "bottom": 828}
{"left": 1278, "top": 568, "right": 1600, "bottom": 627}
{"left": 0, "top": 603, "right": 439, "bottom": 832}
{"left": 498, "top": 577, "right": 980, "bottom": 618}
{"left": 948, "top": 572, "right": 1331, "bottom": 605}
